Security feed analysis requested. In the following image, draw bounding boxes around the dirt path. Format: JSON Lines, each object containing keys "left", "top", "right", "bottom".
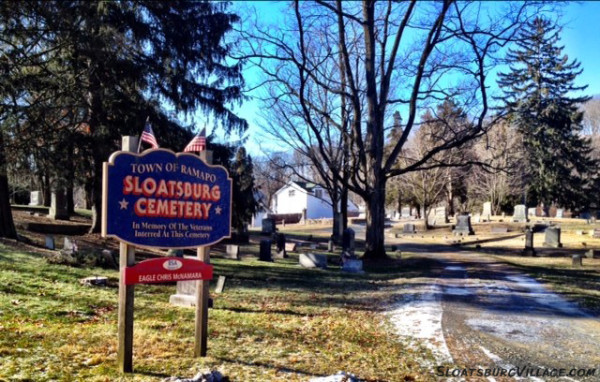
{"left": 388, "top": 251, "right": 600, "bottom": 381}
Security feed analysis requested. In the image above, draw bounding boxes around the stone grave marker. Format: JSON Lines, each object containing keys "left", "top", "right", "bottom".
{"left": 528, "top": 207, "right": 537, "bottom": 218}
{"left": 427, "top": 207, "right": 448, "bottom": 226}
{"left": 523, "top": 228, "right": 535, "bottom": 256}
{"left": 261, "top": 218, "right": 275, "bottom": 235}
{"left": 453, "top": 215, "right": 475, "bottom": 236}
{"left": 556, "top": 208, "right": 564, "bottom": 218}
{"left": 285, "top": 242, "right": 297, "bottom": 252}
{"left": 584, "top": 249, "right": 600, "bottom": 259}
{"left": 48, "top": 191, "right": 69, "bottom": 220}
{"left": 512, "top": 205, "right": 528, "bottom": 223}
{"left": 544, "top": 227, "right": 562, "bottom": 248}
{"left": 215, "top": 276, "right": 226, "bottom": 294}
{"left": 491, "top": 226, "right": 509, "bottom": 234}
{"left": 29, "top": 191, "right": 42, "bottom": 206}
{"left": 299, "top": 253, "right": 327, "bottom": 269}
{"left": 482, "top": 202, "right": 492, "bottom": 222}
{"left": 401, "top": 206, "right": 411, "bottom": 218}
{"left": 342, "top": 228, "right": 355, "bottom": 255}
{"left": 593, "top": 229, "right": 600, "bottom": 239}
{"left": 572, "top": 255, "right": 582, "bottom": 267}
{"left": 225, "top": 245, "right": 240, "bottom": 260}
{"left": 259, "top": 240, "right": 272, "bottom": 262}
{"left": 274, "top": 233, "right": 287, "bottom": 259}
{"left": 342, "top": 259, "right": 364, "bottom": 273}
{"left": 403, "top": 223, "right": 416, "bottom": 234}
{"left": 473, "top": 214, "right": 481, "bottom": 224}
{"left": 45, "top": 236, "right": 55, "bottom": 250}
{"left": 62, "top": 237, "right": 78, "bottom": 254}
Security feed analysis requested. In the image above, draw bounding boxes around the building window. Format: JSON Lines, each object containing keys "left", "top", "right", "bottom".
{"left": 315, "top": 189, "right": 322, "bottom": 199}
{"left": 288, "top": 190, "right": 295, "bottom": 197}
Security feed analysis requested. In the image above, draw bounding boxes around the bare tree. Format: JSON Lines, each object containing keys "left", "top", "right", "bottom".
{"left": 238, "top": 0, "right": 546, "bottom": 259}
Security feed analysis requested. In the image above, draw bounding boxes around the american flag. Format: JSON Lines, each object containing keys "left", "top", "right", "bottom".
{"left": 183, "top": 128, "right": 206, "bottom": 152}
{"left": 140, "top": 120, "right": 159, "bottom": 149}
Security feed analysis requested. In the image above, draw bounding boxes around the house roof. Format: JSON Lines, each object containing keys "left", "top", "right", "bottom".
{"left": 293, "top": 181, "right": 319, "bottom": 192}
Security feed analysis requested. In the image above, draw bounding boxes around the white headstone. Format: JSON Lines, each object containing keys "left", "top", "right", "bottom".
{"left": 482, "top": 202, "right": 492, "bottom": 221}
{"left": 29, "top": 191, "right": 42, "bottom": 206}
{"left": 512, "top": 204, "right": 528, "bottom": 223}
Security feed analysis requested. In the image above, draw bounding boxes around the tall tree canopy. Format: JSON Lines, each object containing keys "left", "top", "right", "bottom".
{"left": 0, "top": 0, "right": 246, "bottom": 236}
{"left": 240, "top": 0, "right": 545, "bottom": 259}
{"left": 497, "top": 17, "right": 598, "bottom": 209}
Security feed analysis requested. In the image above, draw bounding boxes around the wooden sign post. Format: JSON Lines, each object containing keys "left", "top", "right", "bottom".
{"left": 102, "top": 139, "right": 231, "bottom": 373}
{"left": 117, "top": 137, "right": 137, "bottom": 373}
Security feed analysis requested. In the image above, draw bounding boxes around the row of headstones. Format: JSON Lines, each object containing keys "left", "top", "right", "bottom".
{"left": 512, "top": 204, "right": 565, "bottom": 222}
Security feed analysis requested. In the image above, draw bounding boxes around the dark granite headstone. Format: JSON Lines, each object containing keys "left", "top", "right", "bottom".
{"left": 261, "top": 218, "right": 275, "bottom": 235}
{"left": 49, "top": 190, "right": 69, "bottom": 220}
{"left": 342, "top": 228, "right": 355, "bottom": 255}
{"left": 274, "top": 233, "right": 287, "bottom": 259}
{"left": 259, "top": 239, "right": 273, "bottom": 261}
{"left": 523, "top": 228, "right": 536, "bottom": 256}
{"left": 452, "top": 215, "right": 475, "bottom": 236}
{"left": 544, "top": 227, "right": 562, "bottom": 248}
{"left": 45, "top": 236, "right": 55, "bottom": 250}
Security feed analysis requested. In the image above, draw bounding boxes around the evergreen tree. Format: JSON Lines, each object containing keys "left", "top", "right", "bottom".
{"left": 497, "top": 17, "right": 597, "bottom": 209}
{"left": 231, "top": 147, "right": 258, "bottom": 234}
{"left": 0, "top": 1, "right": 246, "bottom": 236}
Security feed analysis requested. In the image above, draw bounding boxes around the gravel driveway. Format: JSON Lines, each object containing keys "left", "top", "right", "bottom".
{"left": 388, "top": 251, "right": 600, "bottom": 381}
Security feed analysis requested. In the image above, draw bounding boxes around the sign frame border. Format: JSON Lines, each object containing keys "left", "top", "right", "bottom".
{"left": 101, "top": 148, "right": 233, "bottom": 249}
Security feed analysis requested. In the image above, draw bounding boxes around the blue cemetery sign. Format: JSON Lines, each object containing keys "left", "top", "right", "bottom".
{"left": 102, "top": 149, "right": 232, "bottom": 248}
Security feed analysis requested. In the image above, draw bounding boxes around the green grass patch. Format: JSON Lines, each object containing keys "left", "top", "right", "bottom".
{"left": 0, "top": 243, "right": 434, "bottom": 381}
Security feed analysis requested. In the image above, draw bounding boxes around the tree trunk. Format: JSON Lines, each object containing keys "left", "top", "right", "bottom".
{"left": 0, "top": 135, "right": 17, "bottom": 239}
{"left": 66, "top": 143, "right": 75, "bottom": 214}
{"left": 363, "top": 181, "right": 387, "bottom": 260}
{"left": 89, "top": 150, "right": 103, "bottom": 233}
{"left": 42, "top": 173, "right": 51, "bottom": 207}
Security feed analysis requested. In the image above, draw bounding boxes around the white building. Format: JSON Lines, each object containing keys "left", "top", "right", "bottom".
{"left": 271, "top": 181, "right": 358, "bottom": 219}
{"left": 250, "top": 190, "right": 272, "bottom": 228}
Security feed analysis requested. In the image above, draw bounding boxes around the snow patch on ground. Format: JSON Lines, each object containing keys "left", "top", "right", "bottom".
{"left": 387, "top": 284, "right": 453, "bottom": 364}
{"left": 504, "top": 275, "right": 588, "bottom": 317}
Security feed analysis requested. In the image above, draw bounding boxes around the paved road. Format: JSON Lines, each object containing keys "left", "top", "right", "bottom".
{"left": 388, "top": 251, "right": 600, "bottom": 381}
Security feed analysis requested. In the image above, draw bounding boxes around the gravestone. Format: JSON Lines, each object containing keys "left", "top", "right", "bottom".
{"left": 512, "top": 205, "right": 528, "bottom": 223}
{"left": 544, "top": 227, "right": 562, "bottom": 248}
{"left": 402, "top": 223, "right": 416, "bottom": 234}
{"left": 342, "top": 259, "right": 364, "bottom": 273}
{"left": 259, "top": 240, "right": 272, "bottom": 261}
{"left": 215, "top": 276, "right": 226, "bottom": 294}
{"left": 572, "top": 255, "right": 582, "bottom": 268}
{"left": 556, "top": 208, "right": 564, "bottom": 218}
{"left": 45, "top": 236, "right": 55, "bottom": 250}
{"left": 528, "top": 207, "right": 537, "bottom": 218}
{"left": 523, "top": 228, "right": 536, "bottom": 256}
{"left": 285, "top": 242, "right": 297, "bottom": 252}
{"left": 482, "top": 202, "right": 492, "bottom": 222}
{"left": 261, "top": 218, "right": 275, "bottom": 235}
{"left": 29, "top": 191, "right": 42, "bottom": 206}
{"left": 225, "top": 245, "right": 240, "bottom": 260}
{"left": 299, "top": 253, "right": 327, "bottom": 269}
{"left": 491, "top": 226, "right": 509, "bottom": 234}
{"left": 401, "top": 206, "right": 411, "bottom": 218}
{"left": 48, "top": 191, "right": 69, "bottom": 220}
{"left": 427, "top": 207, "right": 448, "bottom": 226}
{"left": 452, "top": 215, "right": 475, "bottom": 236}
{"left": 62, "top": 237, "right": 78, "bottom": 255}
{"left": 593, "top": 229, "right": 600, "bottom": 239}
{"left": 274, "top": 233, "right": 287, "bottom": 259}
{"left": 342, "top": 228, "right": 355, "bottom": 255}
{"left": 584, "top": 249, "right": 600, "bottom": 259}
{"left": 473, "top": 214, "right": 481, "bottom": 224}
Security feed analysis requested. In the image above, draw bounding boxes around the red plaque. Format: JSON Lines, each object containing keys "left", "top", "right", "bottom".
{"left": 124, "top": 257, "right": 213, "bottom": 285}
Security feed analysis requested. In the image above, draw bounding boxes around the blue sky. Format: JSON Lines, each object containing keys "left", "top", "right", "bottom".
{"left": 214, "top": 1, "right": 600, "bottom": 157}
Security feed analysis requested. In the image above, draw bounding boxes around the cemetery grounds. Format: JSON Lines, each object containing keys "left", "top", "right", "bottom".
{"left": 1, "top": 208, "right": 600, "bottom": 381}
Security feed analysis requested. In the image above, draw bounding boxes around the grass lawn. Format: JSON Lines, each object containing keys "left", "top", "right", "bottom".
{"left": 0, "top": 242, "right": 435, "bottom": 381}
